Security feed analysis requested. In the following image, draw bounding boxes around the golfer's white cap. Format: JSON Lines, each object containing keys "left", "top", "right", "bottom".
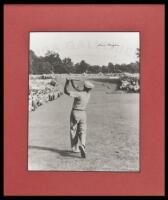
{"left": 84, "top": 81, "right": 94, "bottom": 89}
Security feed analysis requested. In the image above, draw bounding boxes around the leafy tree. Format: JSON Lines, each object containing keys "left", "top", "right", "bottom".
{"left": 108, "top": 62, "right": 115, "bottom": 73}
{"left": 75, "top": 60, "right": 90, "bottom": 74}
{"left": 114, "top": 64, "right": 121, "bottom": 73}
{"left": 62, "top": 58, "right": 74, "bottom": 73}
{"left": 136, "top": 48, "right": 140, "bottom": 58}
{"left": 136, "top": 48, "right": 140, "bottom": 65}
{"left": 29, "top": 49, "right": 140, "bottom": 74}
{"left": 29, "top": 50, "right": 38, "bottom": 74}
{"left": 102, "top": 65, "right": 108, "bottom": 73}
{"left": 87, "top": 65, "right": 101, "bottom": 74}
{"left": 44, "top": 50, "right": 63, "bottom": 73}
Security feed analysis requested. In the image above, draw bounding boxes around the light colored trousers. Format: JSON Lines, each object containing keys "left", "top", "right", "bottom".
{"left": 70, "top": 110, "right": 87, "bottom": 151}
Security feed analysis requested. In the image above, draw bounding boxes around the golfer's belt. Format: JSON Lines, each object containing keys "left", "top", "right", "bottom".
{"left": 72, "top": 108, "right": 85, "bottom": 111}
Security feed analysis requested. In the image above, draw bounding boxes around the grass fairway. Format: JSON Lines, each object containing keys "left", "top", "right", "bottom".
{"left": 28, "top": 79, "right": 139, "bottom": 171}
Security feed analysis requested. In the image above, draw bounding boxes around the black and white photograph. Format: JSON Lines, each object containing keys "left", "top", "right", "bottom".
{"left": 28, "top": 32, "right": 140, "bottom": 171}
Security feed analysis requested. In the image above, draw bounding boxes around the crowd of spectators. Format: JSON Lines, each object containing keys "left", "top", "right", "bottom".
{"left": 29, "top": 80, "right": 63, "bottom": 112}
{"left": 119, "top": 74, "right": 140, "bottom": 93}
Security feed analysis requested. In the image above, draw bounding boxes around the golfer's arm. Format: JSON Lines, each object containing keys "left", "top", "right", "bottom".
{"left": 64, "top": 80, "right": 71, "bottom": 96}
{"left": 71, "top": 80, "right": 83, "bottom": 92}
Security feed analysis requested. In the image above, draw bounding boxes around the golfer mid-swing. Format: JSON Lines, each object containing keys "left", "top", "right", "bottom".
{"left": 64, "top": 78, "right": 94, "bottom": 158}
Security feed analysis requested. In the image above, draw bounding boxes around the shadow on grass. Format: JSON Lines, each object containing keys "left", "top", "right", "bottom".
{"left": 29, "top": 145, "right": 81, "bottom": 159}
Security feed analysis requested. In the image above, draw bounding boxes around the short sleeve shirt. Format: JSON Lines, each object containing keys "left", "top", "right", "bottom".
{"left": 69, "top": 91, "right": 90, "bottom": 111}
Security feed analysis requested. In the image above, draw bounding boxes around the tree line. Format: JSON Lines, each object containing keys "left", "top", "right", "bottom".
{"left": 29, "top": 49, "right": 140, "bottom": 74}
